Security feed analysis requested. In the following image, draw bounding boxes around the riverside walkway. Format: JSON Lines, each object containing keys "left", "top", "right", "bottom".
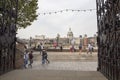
{"left": 0, "top": 52, "right": 107, "bottom": 80}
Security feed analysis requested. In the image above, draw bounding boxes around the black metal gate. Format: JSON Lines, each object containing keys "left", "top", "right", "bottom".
{"left": 96, "top": 0, "right": 120, "bottom": 80}
{"left": 0, "top": 0, "right": 18, "bottom": 75}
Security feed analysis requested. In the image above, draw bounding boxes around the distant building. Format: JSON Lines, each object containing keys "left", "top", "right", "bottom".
{"left": 67, "top": 28, "right": 74, "bottom": 44}
{"left": 35, "top": 35, "right": 45, "bottom": 40}
{"left": 74, "top": 37, "right": 80, "bottom": 45}
{"left": 31, "top": 28, "right": 97, "bottom": 50}
{"left": 34, "top": 35, "right": 46, "bottom": 46}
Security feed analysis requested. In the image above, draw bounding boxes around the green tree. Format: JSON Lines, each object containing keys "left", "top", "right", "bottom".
{"left": 17, "top": 0, "right": 38, "bottom": 29}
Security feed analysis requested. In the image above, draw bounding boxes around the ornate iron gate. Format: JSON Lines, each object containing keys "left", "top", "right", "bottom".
{"left": 0, "top": 0, "right": 18, "bottom": 75}
{"left": 96, "top": 0, "right": 120, "bottom": 80}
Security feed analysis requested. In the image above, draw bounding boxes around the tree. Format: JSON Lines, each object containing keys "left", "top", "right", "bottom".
{"left": 17, "top": 0, "right": 38, "bottom": 29}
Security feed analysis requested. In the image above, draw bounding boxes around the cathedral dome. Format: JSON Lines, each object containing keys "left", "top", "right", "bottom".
{"left": 67, "top": 28, "right": 73, "bottom": 38}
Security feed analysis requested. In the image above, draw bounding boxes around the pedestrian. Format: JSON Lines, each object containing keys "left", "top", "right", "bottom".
{"left": 23, "top": 50, "right": 29, "bottom": 69}
{"left": 87, "top": 43, "right": 93, "bottom": 54}
{"left": 60, "top": 45, "right": 63, "bottom": 52}
{"left": 72, "top": 45, "right": 74, "bottom": 52}
{"left": 41, "top": 43, "right": 44, "bottom": 51}
{"left": 38, "top": 44, "right": 41, "bottom": 55}
{"left": 79, "top": 43, "right": 82, "bottom": 55}
{"left": 28, "top": 51, "right": 34, "bottom": 68}
{"left": 70, "top": 46, "right": 72, "bottom": 52}
{"left": 42, "top": 48, "right": 50, "bottom": 64}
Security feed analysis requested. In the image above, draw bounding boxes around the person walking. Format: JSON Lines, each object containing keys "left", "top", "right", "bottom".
{"left": 38, "top": 43, "right": 43, "bottom": 55}
{"left": 79, "top": 43, "right": 82, "bottom": 55}
{"left": 23, "top": 50, "right": 29, "bottom": 69}
{"left": 28, "top": 51, "right": 34, "bottom": 68}
{"left": 87, "top": 43, "right": 93, "bottom": 54}
{"left": 70, "top": 46, "right": 72, "bottom": 52}
{"left": 72, "top": 45, "right": 75, "bottom": 52}
{"left": 42, "top": 48, "right": 50, "bottom": 64}
{"left": 60, "top": 45, "right": 63, "bottom": 52}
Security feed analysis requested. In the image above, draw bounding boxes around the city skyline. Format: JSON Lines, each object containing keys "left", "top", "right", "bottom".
{"left": 18, "top": 28, "right": 97, "bottom": 39}
{"left": 17, "top": 0, "right": 97, "bottom": 39}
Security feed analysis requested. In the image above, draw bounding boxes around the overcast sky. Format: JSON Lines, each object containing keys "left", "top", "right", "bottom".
{"left": 17, "top": 0, "right": 97, "bottom": 39}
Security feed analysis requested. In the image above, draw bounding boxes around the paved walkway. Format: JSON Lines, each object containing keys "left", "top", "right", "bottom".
{"left": 31, "top": 52, "right": 98, "bottom": 71}
{"left": 34, "top": 52, "right": 98, "bottom": 62}
{"left": 32, "top": 61, "right": 97, "bottom": 71}
{"left": 0, "top": 52, "right": 107, "bottom": 80}
{"left": 0, "top": 70, "right": 107, "bottom": 80}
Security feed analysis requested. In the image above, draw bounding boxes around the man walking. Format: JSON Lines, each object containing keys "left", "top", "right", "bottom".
{"left": 28, "top": 51, "right": 34, "bottom": 68}
{"left": 42, "top": 48, "right": 50, "bottom": 64}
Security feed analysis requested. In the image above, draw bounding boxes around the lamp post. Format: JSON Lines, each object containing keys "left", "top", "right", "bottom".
{"left": 29, "top": 37, "right": 32, "bottom": 48}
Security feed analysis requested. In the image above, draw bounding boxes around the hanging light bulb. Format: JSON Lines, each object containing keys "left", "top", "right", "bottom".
{"left": 44, "top": 13, "right": 46, "bottom": 15}
{"left": 38, "top": 8, "right": 96, "bottom": 16}
{"left": 38, "top": 13, "right": 40, "bottom": 15}
{"left": 60, "top": 10, "right": 63, "bottom": 13}
{"left": 66, "top": 9, "right": 68, "bottom": 11}
{"left": 89, "top": 9, "right": 92, "bottom": 11}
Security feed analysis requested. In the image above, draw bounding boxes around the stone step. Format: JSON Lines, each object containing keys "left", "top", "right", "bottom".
{"left": 0, "top": 70, "right": 107, "bottom": 80}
